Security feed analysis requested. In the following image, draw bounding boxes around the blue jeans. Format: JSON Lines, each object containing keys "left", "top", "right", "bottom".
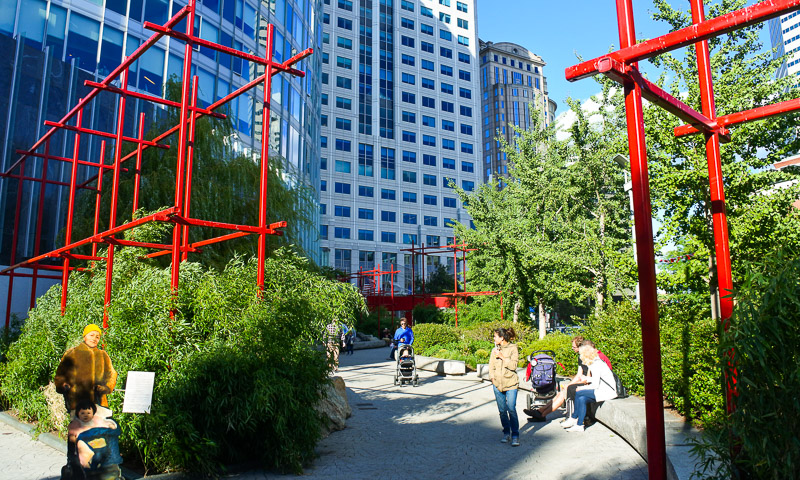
{"left": 492, "top": 385, "right": 519, "bottom": 436}
{"left": 572, "top": 389, "right": 597, "bottom": 426}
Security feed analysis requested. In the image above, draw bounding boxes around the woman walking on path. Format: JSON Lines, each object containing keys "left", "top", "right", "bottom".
{"left": 489, "top": 327, "right": 520, "bottom": 446}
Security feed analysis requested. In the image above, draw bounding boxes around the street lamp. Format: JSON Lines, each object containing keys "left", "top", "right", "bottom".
{"left": 613, "top": 154, "right": 639, "bottom": 303}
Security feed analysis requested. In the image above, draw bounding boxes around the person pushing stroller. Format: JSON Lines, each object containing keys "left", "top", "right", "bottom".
{"left": 387, "top": 317, "right": 414, "bottom": 361}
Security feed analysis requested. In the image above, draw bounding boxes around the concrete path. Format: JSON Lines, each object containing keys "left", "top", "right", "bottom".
{"left": 234, "top": 346, "right": 648, "bottom": 480}
{"left": 0, "top": 345, "right": 649, "bottom": 480}
{"left": 0, "top": 421, "right": 62, "bottom": 480}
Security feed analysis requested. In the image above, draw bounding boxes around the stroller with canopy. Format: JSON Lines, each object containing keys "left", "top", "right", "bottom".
{"left": 524, "top": 350, "right": 559, "bottom": 417}
{"left": 393, "top": 344, "right": 419, "bottom": 386}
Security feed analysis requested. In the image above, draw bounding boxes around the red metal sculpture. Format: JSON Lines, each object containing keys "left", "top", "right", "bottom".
{"left": 1, "top": 0, "right": 312, "bottom": 327}
{"left": 566, "top": 1, "right": 800, "bottom": 478}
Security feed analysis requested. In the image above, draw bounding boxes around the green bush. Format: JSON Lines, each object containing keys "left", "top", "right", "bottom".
{"left": 583, "top": 300, "right": 723, "bottom": 426}
{"left": 0, "top": 247, "right": 365, "bottom": 474}
{"left": 691, "top": 251, "right": 800, "bottom": 479}
{"left": 411, "top": 303, "right": 447, "bottom": 324}
{"left": 412, "top": 323, "right": 460, "bottom": 353}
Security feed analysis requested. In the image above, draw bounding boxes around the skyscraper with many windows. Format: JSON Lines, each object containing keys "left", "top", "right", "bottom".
{"left": 0, "top": 0, "right": 323, "bottom": 320}
{"left": 478, "top": 40, "right": 556, "bottom": 183}
{"left": 769, "top": 11, "right": 800, "bottom": 80}
{"left": 318, "top": 0, "right": 481, "bottom": 291}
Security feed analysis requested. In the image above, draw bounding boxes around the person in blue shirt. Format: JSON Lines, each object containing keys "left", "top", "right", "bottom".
{"left": 388, "top": 317, "right": 414, "bottom": 361}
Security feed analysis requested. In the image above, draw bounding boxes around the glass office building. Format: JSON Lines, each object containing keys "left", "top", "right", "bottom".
{"left": 317, "top": 0, "right": 483, "bottom": 291}
{"left": 0, "top": 0, "right": 323, "bottom": 320}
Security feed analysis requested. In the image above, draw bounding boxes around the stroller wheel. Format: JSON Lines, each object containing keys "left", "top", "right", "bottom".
{"left": 393, "top": 377, "right": 399, "bottom": 386}
{"left": 413, "top": 379, "right": 419, "bottom": 387}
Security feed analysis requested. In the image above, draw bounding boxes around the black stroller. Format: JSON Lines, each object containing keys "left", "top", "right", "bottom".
{"left": 525, "top": 350, "right": 559, "bottom": 417}
{"left": 393, "top": 344, "right": 419, "bottom": 386}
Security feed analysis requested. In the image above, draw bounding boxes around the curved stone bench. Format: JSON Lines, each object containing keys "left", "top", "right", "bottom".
{"left": 414, "top": 355, "right": 466, "bottom": 375}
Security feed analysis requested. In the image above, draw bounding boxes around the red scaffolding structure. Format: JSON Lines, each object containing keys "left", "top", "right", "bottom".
{"left": 1, "top": 0, "right": 312, "bottom": 328}
{"left": 566, "top": 1, "right": 800, "bottom": 478}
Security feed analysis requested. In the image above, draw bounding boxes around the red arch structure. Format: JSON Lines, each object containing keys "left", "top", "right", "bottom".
{"left": 566, "top": 1, "right": 800, "bottom": 477}
{"left": 1, "top": 0, "right": 312, "bottom": 327}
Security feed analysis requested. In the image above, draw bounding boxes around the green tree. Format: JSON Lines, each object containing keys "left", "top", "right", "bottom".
{"left": 454, "top": 93, "right": 635, "bottom": 335}
{"left": 645, "top": 0, "right": 800, "bottom": 320}
{"left": 414, "top": 263, "right": 455, "bottom": 294}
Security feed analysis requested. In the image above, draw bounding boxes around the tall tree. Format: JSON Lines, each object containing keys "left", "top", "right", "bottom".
{"left": 644, "top": 0, "right": 800, "bottom": 320}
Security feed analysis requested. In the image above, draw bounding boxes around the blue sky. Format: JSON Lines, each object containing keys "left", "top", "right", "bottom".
{"left": 477, "top": 0, "right": 771, "bottom": 115}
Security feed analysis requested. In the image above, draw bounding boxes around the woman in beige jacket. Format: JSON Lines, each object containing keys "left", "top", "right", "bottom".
{"left": 489, "top": 327, "right": 520, "bottom": 446}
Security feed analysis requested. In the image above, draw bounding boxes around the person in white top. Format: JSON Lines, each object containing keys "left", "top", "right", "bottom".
{"left": 562, "top": 344, "right": 617, "bottom": 432}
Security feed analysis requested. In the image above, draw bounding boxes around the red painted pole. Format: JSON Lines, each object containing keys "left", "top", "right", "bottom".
{"left": 410, "top": 242, "right": 416, "bottom": 295}
{"left": 30, "top": 141, "right": 50, "bottom": 310}
{"left": 500, "top": 293, "right": 503, "bottom": 321}
{"left": 170, "top": 0, "right": 197, "bottom": 312}
{"left": 615, "top": 1, "right": 667, "bottom": 478}
{"left": 104, "top": 68, "right": 129, "bottom": 329}
{"left": 61, "top": 108, "right": 83, "bottom": 315}
{"left": 453, "top": 244, "right": 458, "bottom": 327}
{"left": 689, "top": 0, "right": 737, "bottom": 413}
{"left": 181, "top": 77, "right": 200, "bottom": 261}
{"left": 132, "top": 112, "right": 145, "bottom": 215}
{"left": 421, "top": 244, "right": 426, "bottom": 295}
{"left": 256, "top": 24, "right": 275, "bottom": 292}
{"left": 4, "top": 159, "right": 25, "bottom": 327}
{"left": 92, "top": 141, "right": 107, "bottom": 258}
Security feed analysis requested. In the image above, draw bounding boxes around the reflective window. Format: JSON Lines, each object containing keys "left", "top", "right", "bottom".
{"left": 66, "top": 12, "right": 99, "bottom": 72}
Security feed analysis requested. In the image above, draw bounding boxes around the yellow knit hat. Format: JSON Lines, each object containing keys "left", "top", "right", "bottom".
{"left": 83, "top": 324, "right": 102, "bottom": 337}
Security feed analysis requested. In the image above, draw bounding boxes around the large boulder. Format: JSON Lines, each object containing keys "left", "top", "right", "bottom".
{"left": 316, "top": 376, "right": 351, "bottom": 437}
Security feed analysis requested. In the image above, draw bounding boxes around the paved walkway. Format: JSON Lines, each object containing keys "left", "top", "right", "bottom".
{"left": 0, "top": 346, "right": 648, "bottom": 480}
{"left": 235, "top": 346, "right": 647, "bottom": 480}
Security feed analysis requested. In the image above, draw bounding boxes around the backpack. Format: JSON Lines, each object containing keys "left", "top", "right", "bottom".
{"left": 602, "top": 372, "right": 629, "bottom": 399}
{"left": 528, "top": 353, "right": 556, "bottom": 393}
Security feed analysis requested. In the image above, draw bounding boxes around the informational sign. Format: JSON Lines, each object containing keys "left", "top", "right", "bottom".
{"left": 122, "top": 371, "right": 155, "bottom": 414}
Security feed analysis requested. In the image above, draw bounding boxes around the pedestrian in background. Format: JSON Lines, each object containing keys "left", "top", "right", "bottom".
{"left": 489, "top": 327, "right": 520, "bottom": 446}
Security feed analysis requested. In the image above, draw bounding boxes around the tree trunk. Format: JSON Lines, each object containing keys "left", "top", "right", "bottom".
{"left": 512, "top": 299, "right": 520, "bottom": 324}
{"left": 538, "top": 300, "right": 546, "bottom": 340}
{"left": 596, "top": 207, "right": 606, "bottom": 314}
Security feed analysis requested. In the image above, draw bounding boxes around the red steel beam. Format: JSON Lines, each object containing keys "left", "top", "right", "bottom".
{"left": 92, "top": 142, "right": 106, "bottom": 258}
{"left": 675, "top": 97, "right": 800, "bottom": 136}
{"left": 15, "top": 150, "right": 121, "bottom": 170}
{"left": 614, "top": 1, "right": 667, "bottom": 478}
{"left": 257, "top": 24, "right": 276, "bottom": 293}
{"left": 1, "top": 272, "right": 63, "bottom": 280}
{"left": 132, "top": 113, "right": 145, "bottom": 215}
{"left": 0, "top": 207, "right": 177, "bottom": 274}
{"left": 689, "top": 0, "right": 737, "bottom": 414}
{"left": 60, "top": 109, "right": 83, "bottom": 315}
{"left": 30, "top": 141, "right": 51, "bottom": 310}
{"left": 597, "top": 57, "right": 730, "bottom": 140}
{"left": 180, "top": 77, "right": 200, "bottom": 261}
{"left": 566, "top": 0, "right": 800, "bottom": 82}
{"left": 43, "top": 120, "right": 169, "bottom": 149}
{"left": 0, "top": 171, "right": 97, "bottom": 191}
{"left": 83, "top": 80, "right": 226, "bottom": 119}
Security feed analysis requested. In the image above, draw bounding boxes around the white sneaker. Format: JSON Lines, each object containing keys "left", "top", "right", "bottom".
{"left": 565, "top": 424, "right": 584, "bottom": 433}
{"left": 561, "top": 417, "right": 578, "bottom": 429}
{"left": 510, "top": 436, "right": 520, "bottom": 447}
{"left": 500, "top": 434, "right": 511, "bottom": 443}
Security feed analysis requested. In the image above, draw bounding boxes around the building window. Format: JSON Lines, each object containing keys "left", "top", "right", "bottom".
{"left": 457, "top": 35, "right": 469, "bottom": 46}
{"left": 459, "top": 69, "right": 471, "bottom": 81}
{"left": 359, "top": 185, "right": 374, "bottom": 197}
{"left": 444, "top": 197, "right": 458, "bottom": 208}
{"left": 403, "top": 213, "right": 418, "bottom": 225}
{"left": 335, "top": 205, "right": 352, "bottom": 217}
{"left": 424, "top": 215, "right": 438, "bottom": 226}
{"left": 440, "top": 29, "right": 452, "bottom": 41}
{"left": 401, "top": 17, "right": 414, "bottom": 29}
{"left": 381, "top": 148, "right": 396, "bottom": 180}
{"left": 462, "top": 180, "right": 475, "bottom": 191}
{"left": 462, "top": 161, "right": 475, "bottom": 173}
{"left": 441, "top": 65, "right": 454, "bottom": 77}
{"left": 402, "top": 131, "right": 417, "bottom": 143}
{"left": 421, "top": 77, "right": 435, "bottom": 89}
{"left": 336, "top": 97, "right": 352, "bottom": 109}
{"left": 402, "top": 73, "right": 416, "bottom": 84}
{"left": 402, "top": 54, "right": 415, "bottom": 66}
{"left": 423, "top": 135, "right": 436, "bottom": 146}
{"left": 422, "top": 59, "right": 435, "bottom": 71}
{"left": 421, "top": 6, "right": 434, "bottom": 17}
{"left": 442, "top": 120, "right": 455, "bottom": 131}
{"left": 440, "top": 47, "right": 453, "bottom": 58}
{"left": 423, "top": 194, "right": 437, "bottom": 205}
{"left": 439, "top": 13, "right": 451, "bottom": 24}
{"left": 334, "top": 227, "right": 351, "bottom": 239}
{"left": 423, "top": 154, "right": 436, "bottom": 166}
{"left": 381, "top": 188, "right": 396, "bottom": 200}
{"left": 337, "top": 37, "right": 353, "bottom": 49}
{"left": 402, "top": 171, "right": 417, "bottom": 183}
{"left": 457, "top": 1, "right": 467, "bottom": 12}
{"left": 335, "top": 118, "right": 352, "bottom": 131}
{"left": 460, "top": 124, "right": 473, "bottom": 135}
{"left": 334, "top": 248, "right": 351, "bottom": 274}
{"left": 335, "top": 160, "right": 352, "bottom": 172}
{"left": 443, "top": 139, "right": 456, "bottom": 150}
{"left": 457, "top": 18, "right": 468, "bottom": 29}
{"left": 402, "top": 111, "right": 416, "bottom": 123}
{"left": 402, "top": 191, "right": 418, "bottom": 203}
{"left": 461, "top": 143, "right": 474, "bottom": 154}
{"left": 441, "top": 83, "right": 454, "bottom": 94}
{"left": 441, "top": 101, "right": 454, "bottom": 112}
{"left": 381, "top": 210, "right": 397, "bottom": 222}
{"left": 358, "top": 229, "right": 375, "bottom": 241}
{"left": 459, "top": 87, "right": 472, "bottom": 99}
{"left": 338, "top": 0, "right": 353, "bottom": 10}
{"left": 422, "top": 116, "right": 436, "bottom": 127}
{"left": 422, "top": 96, "right": 436, "bottom": 108}
{"left": 321, "top": 225, "right": 328, "bottom": 239}
{"left": 403, "top": 151, "right": 417, "bottom": 163}
{"left": 401, "top": 35, "right": 415, "bottom": 48}
{"left": 443, "top": 158, "right": 456, "bottom": 169}
{"left": 403, "top": 233, "right": 419, "bottom": 245}
{"left": 421, "top": 41, "right": 434, "bottom": 53}
{"left": 458, "top": 52, "right": 470, "bottom": 64}
{"left": 359, "top": 144, "right": 374, "bottom": 177}
{"left": 401, "top": 0, "right": 415, "bottom": 11}
{"left": 402, "top": 91, "right": 416, "bottom": 104}
{"left": 338, "top": 17, "right": 353, "bottom": 29}
{"left": 423, "top": 174, "right": 437, "bottom": 186}
{"left": 335, "top": 139, "right": 352, "bottom": 151}
{"left": 421, "top": 23, "right": 433, "bottom": 35}
{"left": 334, "top": 182, "right": 351, "bottom": 194}
{"left": 460, "top": 105, "right": 473, "bottom": 117}
{"left": 382, "top": 231, "right": 397, "bottom": 243}
{"left": 336, "top": 56, "right": 353, "bottom": 69}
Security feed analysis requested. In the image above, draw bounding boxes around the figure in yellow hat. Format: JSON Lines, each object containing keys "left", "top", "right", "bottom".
{"left": 55, "top": 324, "right": 118, "bottom": 414}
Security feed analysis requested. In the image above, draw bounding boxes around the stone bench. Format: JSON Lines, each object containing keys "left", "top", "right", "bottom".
{"left": 592, "top": 397, "right": 701, "bottom": 480}
{"left": 414, "top": 355, "right": 466, "bottom": 375}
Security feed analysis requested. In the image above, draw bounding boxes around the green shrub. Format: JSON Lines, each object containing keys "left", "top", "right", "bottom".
{"left": 412, "top": 303, "right": 447, "bottom": 324}
{"left": 413, "top": 323, "right": 460, "bottom": 353}
{"left": 0, "top": 248, "right": 365, "bottom": 474}
{"left": 691, "top": 251, "right": 800, "bottom": 479}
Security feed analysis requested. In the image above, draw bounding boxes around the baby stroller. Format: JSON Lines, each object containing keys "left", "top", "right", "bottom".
{"left": 525, "top": 350, "right": 559, "bottom": 416}
{"left": 394, "top": 344, "right": 419, "bottom": 387}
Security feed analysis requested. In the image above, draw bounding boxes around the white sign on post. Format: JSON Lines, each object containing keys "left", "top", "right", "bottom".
{"left": 122, "top": 371, "right": 155, "bottom": 414}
